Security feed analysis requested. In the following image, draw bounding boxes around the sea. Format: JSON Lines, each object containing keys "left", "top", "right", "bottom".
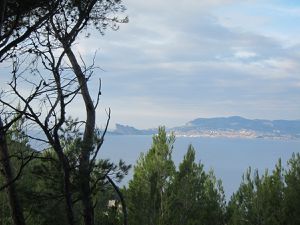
{"left": 99, "top": 135, "right": 300, "bottom": 200}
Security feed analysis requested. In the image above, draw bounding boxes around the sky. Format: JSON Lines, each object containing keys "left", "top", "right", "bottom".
{"left": 2, "top": 0, "right": 300, "bottom": 129}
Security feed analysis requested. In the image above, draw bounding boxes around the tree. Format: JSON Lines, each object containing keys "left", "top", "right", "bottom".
{"left": 202, "top": 170, "right": 226, "bottom": 225}
{"left": 165, "top": 145, "right": 226, "bottom": 225}
{"left": 0, "top": 112, "right": 35, "bottom": 225}
{"left": 127, "top": 127, "right": 175, "bottom": 225}
{"left": 165, "top": 144, "right": 206, "bottom": 225}
{"left": 257, "top": 161, "right": 285, "bottom": 225}
{"left": 28, "top": 1, "right": 127, "bottom": 224}
{"left": 126, "top": 130, "right": 226, "bottom": 225}
{"left": 0, "top": 0, "right": 59, "bottom": 61}
{"left": 0, "top": 1, "right": 129, "bottom": 225}
{"left": 0, "top": 120, "right": 130, "bottom": 225}
{"left": 284, "top": 153, "right": 300, "bottom": 225}
{"left": 226, "top": 168, "right": 258, "bottom": 225}
{"left": 226, "top": 161, "right": 285, "bottom": 225}
{"left": 0, "top": 122, "right": 25, "bottom": 225}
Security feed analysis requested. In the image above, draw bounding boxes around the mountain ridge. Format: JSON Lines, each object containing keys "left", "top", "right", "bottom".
{"left": 111, "top": 116, "right": 300, "bottom": 139}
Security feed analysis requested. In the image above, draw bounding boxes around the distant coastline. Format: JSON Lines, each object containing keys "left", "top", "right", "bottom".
{"left": 110, "top": 116, "right": 300, "bottom": 140}
{"left": 171, "top": 130, "right": 298, "bottom": 140}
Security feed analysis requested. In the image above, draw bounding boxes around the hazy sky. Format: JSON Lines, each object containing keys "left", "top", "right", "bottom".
{"left": 2, "top": 0, "right": 300, "bottom": 129}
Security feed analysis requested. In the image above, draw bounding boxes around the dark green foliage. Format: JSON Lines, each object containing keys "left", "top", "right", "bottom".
{"left": 94, "top": 186, "right": 123, "bottom": 225}
{"left": 165, "top": 145, "right": 205, "bottom": 225}
{"left": 126, "top": 127, "right": 226, "bottom": 225}
{"left": 165, "top": 145, "right": 226, "bottom": 225}
{"left": 283, "top": 153, "right": 300, "bottom": 225}
{"left": 227, "top": 155, "right": 300, "bottom": 225}
{"left": 126, "top": 127, "right": 175, "bottom": 225}
{"left": 0, "top": 124, "right": 130, "bottom": 225}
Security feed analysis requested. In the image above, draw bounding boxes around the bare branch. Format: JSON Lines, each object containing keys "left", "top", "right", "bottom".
{"left": 0, "top": 151, "right": 36, "bottom": 191}
{"left": 90, "top": 108, "right": 111, "bottom": 168}
{"left": 94, "top": 78, "right": 102, "bottom": 109}
{"left": 105, "top": 175, "right": 128, "bottom": 225}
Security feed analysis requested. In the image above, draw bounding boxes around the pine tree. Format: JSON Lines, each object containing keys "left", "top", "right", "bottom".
{"left": 127, "top": 127, "right": 175, "bottom": 225}
{"left": 165, "top": 145, "right": 225, "bottom": 225}
{"left": 284, "top": 153, "right": 300, "bottom": 225}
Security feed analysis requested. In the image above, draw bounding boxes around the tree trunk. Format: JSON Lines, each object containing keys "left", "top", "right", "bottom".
{"left": 0, "top": 119, "right": 26, "bottom": 225}
{"left": 55, "top": 149, "right": 75, "bottom": 225}
{"left": 0, "top": 0, "right": 8, "bottom": 37}
{"left": 65, "top": 47, "right": 95, "bottom": 225}
{"left": 106, "top": 175, "right": 128, "bottom": 225}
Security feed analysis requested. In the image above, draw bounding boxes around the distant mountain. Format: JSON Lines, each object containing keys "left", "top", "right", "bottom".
{"left": 112, "top": 124, "right": 157, "bottom": 135}
{"left": 111, "top": 117, "right": 300, "bottom": 139}
{"left": 180, "top": 116, "right": 300, "bottom": 135}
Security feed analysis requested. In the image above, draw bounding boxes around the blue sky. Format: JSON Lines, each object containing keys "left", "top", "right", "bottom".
{"left": 2, "top": 0, "right": 300, "bottom": 129}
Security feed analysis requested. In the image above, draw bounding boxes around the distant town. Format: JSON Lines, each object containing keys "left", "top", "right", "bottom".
{"left": 172, "top": 129, "right": 295, "bottom": 140}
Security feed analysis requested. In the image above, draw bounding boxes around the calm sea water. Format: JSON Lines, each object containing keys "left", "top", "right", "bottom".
{"left": 99, "top": 135, "right": 300, "bottom": 199}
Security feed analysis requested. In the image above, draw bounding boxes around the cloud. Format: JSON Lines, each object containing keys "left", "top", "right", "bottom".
{"left": 2, "top": 0, "right": 300, "bottom": 128}
{"left": 75, "top": 4, "right": 300, "bottom": 124}
{"left": 234, "top": 51, "right": 257, "bottom": 59}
